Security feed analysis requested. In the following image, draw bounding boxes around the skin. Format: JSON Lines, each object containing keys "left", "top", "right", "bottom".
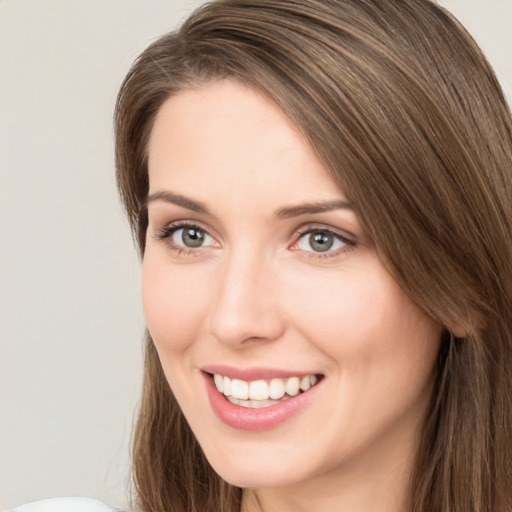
{"left": 143, "top": 80, "right": 443, "bottom": 512}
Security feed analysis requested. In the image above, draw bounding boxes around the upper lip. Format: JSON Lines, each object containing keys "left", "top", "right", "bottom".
{"left": 201, "top": 364, "right": 322, "bottom": 381}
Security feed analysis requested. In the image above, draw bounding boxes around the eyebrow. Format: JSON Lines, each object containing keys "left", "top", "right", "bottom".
{"left": 144, "top": 191, "right": 210, "bottom": 215}
{"left": 144, "top": 190, "right": 351, "bottom": 219}
{"left": 276, "top": 200, "right": 352, "bottom": 219}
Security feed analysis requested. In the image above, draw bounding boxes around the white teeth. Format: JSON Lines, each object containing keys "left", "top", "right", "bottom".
{"left": 223, "top": 376, "right": 232, "bottom": 396}
{"left": 249, "top": 380, "right": 268, "bottom": 400}
{"left": 300, "top": 376, "right": 311, "bottom": 391}
{"left": 269, "top": 378, "right": 285, "bottom": 399}
{"left": 214, "top": 373, "right": 319, "bottom": 404}
{"left": 285, "top": 376, "right": 300, "bottom": 396}
{"left": 214, "top": 374, "right": 224, "bottom": 393}
{"left": 231, "top": 379, "right": 249, "bottom": 400}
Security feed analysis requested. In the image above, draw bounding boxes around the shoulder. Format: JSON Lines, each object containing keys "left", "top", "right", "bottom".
{"left": 5, "top": 498, "right": 124, "bottom": 512}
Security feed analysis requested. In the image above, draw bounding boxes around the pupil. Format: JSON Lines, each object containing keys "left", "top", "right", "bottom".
{"left": 182, "top": 228, "right": 204, "bottom": 248}
{"left": 309, "top": 232, "right": 333, "bottom": 252}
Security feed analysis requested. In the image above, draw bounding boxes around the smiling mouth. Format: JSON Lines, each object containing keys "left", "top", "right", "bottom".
{"left": 209, "top": 373, "right": 324, "bottom": 409}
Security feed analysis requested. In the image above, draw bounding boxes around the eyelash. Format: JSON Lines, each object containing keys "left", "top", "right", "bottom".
{"left": 154, "top": 221, "right": 356, "bottom": 259}
{"left": 154, "top": 221, "right": 213, "bottom": 257}
{"left": 293, "top": 225, "right": 355, "bottom": 260}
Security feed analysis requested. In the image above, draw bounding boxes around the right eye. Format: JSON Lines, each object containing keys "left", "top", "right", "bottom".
{"left": 155, "top": 222, "right": 216, "bottom": 252}
{"left": 172, "top": 226, "right": 214, "bottom": 248}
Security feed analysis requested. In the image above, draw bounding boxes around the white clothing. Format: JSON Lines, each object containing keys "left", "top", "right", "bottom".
{"left": 5, "top": 498, "right": 122, "bottom": 512}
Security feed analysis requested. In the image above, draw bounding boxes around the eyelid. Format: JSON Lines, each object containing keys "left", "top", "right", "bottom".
{"left": 293, "top": 223, "right": 355, "bottom": 243}
{"left": 154, "top": 219, "right": 213, "bottom": 237}
{"left": 289, "top": 224, "right": 356, "bottom": 257}
{"left": 153, "top": 219, "right": 219, "bottom": 253}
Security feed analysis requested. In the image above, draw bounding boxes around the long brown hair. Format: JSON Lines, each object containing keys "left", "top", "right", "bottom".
{"left": 114, "top": 1, "right": 512, "bottom": 511}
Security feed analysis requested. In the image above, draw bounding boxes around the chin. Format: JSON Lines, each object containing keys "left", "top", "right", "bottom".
{"left": 211, "top": 462, "right": 301, "bottom": 489}
{"left": 198, "top": 436, "right": 319, "bottom": 489}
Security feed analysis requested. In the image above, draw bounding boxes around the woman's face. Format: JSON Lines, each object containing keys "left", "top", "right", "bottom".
{"left": 143, "top": 80, "right": 442, "bottom": 491}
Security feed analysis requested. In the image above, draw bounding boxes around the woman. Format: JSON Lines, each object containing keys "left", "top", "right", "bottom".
{"left": 114, "top": 0, "right": 512, "bottom": 511}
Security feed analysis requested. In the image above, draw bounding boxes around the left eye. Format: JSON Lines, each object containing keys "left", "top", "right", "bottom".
{"left": 296, "top": 230, "right": 347, "bottom": 253}
{"left": 172, "top": 226, "right": 215, "bottom": 248}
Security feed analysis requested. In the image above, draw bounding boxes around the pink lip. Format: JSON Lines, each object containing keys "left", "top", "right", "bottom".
{"left": 201, "top": 364, "right": 319, "bottom": 381}
{"left": 202, "top": 371, "right": 323, "bottom": 431}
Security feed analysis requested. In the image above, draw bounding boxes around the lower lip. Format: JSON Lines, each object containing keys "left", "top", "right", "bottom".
{"left": 203, "top": 373, "right": 322, "bottom": 431}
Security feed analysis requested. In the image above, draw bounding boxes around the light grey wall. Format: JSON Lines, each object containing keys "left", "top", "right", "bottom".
{"left": 0, "top": 1, "right": 203, "bottom": 509}
{"left": 0, "top": 0, "right": 510, "bottom": 510}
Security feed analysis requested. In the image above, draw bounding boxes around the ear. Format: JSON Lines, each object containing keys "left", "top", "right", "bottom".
{"left": 446, "top": 309, "right": 484, "bottom": 339}
{"left": 449, "top": 325, "right": 469, "bottom": 338}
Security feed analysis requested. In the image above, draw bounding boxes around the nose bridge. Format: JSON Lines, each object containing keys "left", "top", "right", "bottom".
{"left": 208, "top": 243, "right": 284, "bottom": 347}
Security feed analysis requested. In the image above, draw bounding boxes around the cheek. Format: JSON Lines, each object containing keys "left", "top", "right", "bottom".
{"left": 285, "top": 265, "right": 442, "bottom": 449}
{"left": 141, "top": 254, "right": 211, "bottom": 355}
{"left": 281, "top": 265, "right": 387, "bottom": 351}
{"left": 284, "top": 262, "right": 441, "bottom": 381}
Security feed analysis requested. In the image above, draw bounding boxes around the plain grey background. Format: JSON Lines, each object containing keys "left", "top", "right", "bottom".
{"left": 1, "top": 0, "right": 511, "bottom": 510}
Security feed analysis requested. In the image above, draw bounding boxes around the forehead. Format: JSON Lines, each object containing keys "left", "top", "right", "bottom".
{"left": 147, "top": 80, "right": 345, "bottom": 207}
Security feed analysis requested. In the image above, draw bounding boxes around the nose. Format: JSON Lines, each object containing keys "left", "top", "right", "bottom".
{"left": 208, "top": 249, "right": 285, "bottom": 348}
